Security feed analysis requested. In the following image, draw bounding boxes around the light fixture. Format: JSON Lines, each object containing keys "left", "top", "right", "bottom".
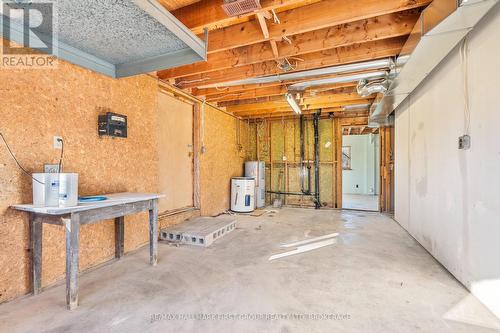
{"left": 343, "top": 103, "right": 371, "bottom": 111}
{"left": 285, "top": 93, "right": 302, "bottom": 114}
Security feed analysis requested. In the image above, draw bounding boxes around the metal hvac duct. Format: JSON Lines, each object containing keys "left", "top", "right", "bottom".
{"left": 288, "top": 70, "right": 390, "bottom": 91}
{"left": 197, "top": 58, "right": 394, "bottom": 89}
{"left": 356, "top": 79, "right": 390, "bottom": 97}
{"left": 343, "top": 103, "right": 372, "bottom": 111}
{"left": 369, "top": 0, "right": 499, "bottom": 126}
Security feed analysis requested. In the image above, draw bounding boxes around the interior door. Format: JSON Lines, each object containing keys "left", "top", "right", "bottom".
{"left": 157, "top": 92, "right": 194, "bottom": 213}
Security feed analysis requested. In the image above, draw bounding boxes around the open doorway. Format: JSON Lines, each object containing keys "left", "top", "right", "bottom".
{"left": 341, "top": 127, "right": 380, "bottom": 211}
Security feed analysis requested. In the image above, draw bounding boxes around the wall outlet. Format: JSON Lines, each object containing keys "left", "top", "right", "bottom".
{"left": 53, "top": 136, "right": 63, "bottom": 149}
{"left": 458, "top": 135, "right": 471, "bottom": 150}
{"left": 44, "top": 164, "right": 60, "bottom": 173}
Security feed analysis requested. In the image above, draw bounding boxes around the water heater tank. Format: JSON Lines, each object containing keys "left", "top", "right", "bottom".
{"left": 231, "top": 177, "right": 255, "bottom": 213}
{"left": 244, "top": 161, "right": 265, "bottom": 208}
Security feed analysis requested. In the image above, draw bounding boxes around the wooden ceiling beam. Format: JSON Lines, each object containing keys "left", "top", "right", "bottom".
{"left": 196, "top": 80, "right": 357, "bottom": 99}
{"left": 245, "top": 113, "right": 369, "bottom": 121}
{"left": 219, "top": 92, "right": 367, "bottom": 107}
{"left": 175, "top": 36, "right": 406, "bottom": 89}
{"left": 228, "top": 98, "right": 373, "bottom": 114}
{"left": 209, "top": 85, "right": 356, "bottom": 103}
{"left": 201, "top": 0, "right": 430, "bottom": 53}
{"left": 171, "top": 0, "right": 311, "bottom": 35}
{"left": 159, "top": 11, "right": 418, "bottom": 79}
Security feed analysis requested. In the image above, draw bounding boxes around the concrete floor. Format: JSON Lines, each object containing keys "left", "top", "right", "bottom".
{"left": 1, "top": 208, "right": 499, "bottom": 333}
{"left": 342, "top": 194, "right": 379, "bottom": 211}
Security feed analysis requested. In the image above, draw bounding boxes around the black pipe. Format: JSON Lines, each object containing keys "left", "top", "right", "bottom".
{"left": 307, "top": 164, "right": 312, "bottom": 195}
{"left": 266, "top": 190, "right": 318, "bottom": 196}
{"left": 313, "top": 110, "right": 321, "bottom": 209}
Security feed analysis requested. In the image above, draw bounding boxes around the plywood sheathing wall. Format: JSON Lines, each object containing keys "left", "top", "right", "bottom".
{"left": 199, "top": 104, "right": 248, "bottom": 216}
{"left": 0, "top": 58, "right": 159, "bottom": 302}
{"left": 0, "top": 57, "right": 247, "bottom": 303}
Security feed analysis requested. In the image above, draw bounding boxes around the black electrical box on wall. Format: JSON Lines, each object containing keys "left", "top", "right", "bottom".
{"left": 98, "top": 112, "right": 127, "bottom": 138}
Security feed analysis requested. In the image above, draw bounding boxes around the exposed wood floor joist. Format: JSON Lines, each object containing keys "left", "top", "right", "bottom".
{"left": 158, "top": 0, "right": 432, "bottom": 119}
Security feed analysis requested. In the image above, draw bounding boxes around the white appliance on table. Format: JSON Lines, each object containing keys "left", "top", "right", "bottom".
{"left": 32, "top": 173, "right": 78, "bottom": 207}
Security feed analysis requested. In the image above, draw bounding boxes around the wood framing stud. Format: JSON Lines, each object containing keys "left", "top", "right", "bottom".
{"left": 256, "top": 13, "right": 270, "bottom": 39}
{"left": 270, "top": 40, "right": 279, "bottom": 59}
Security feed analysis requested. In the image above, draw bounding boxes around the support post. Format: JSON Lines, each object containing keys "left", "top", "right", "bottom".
{"left": 30, "top": 214, "right": 42, "bottom": 295}
{"left": 115, "top": 216, "right": 124, "bottom": 258}
{"left": 334, "top": 118, "right": 343, "bottom": 209}
{"left": 65, "top": 214, "right": 80, "bottom": 310}
{"left": 149, "top": 199, "right": 158, "bottom": 266}
{"left": 193, "top": 103, "right": 201, "bottom": 209}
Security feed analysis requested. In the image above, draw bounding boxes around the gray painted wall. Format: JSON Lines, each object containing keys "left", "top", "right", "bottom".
{"left": 394, "top": 4, "right": 500, "bottom": 317}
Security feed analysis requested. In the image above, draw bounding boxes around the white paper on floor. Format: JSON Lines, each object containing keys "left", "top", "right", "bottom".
{"left": 280, "top": 233, "right": 339, "bottom": 248}
{"left": 269, "top": 238, "right": 337, "bottom": 261}
{"left": 443, "top": 294, "right": 500, "bottom": 330}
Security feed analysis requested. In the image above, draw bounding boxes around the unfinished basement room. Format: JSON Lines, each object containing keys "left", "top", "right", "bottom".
{"left": 1, "top": 0, "right": 500, "bottom": 332}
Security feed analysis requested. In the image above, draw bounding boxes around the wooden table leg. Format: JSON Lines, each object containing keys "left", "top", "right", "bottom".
{"left": 65, "top": 213, "right": 80, "bottom": 310}
{"left": 115, "top": 216, "right": 125, "bottom": 258}
{"left": 148, "top": 199, "right": 158, "bottom": 266}
{"left": 30, "top": 213, "right": 43, "bottom": 295}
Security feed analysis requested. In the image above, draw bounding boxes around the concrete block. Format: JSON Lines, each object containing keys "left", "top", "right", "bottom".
{"left": 160, "top": 216, "right": 236, "bottom": 247}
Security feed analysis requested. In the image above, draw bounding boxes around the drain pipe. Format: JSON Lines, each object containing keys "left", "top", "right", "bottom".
{"left": 313, "top": 110, "right": 321, "bottom": 209}
{"left": 300, "top": 115, "right": 311, "bottom": 195}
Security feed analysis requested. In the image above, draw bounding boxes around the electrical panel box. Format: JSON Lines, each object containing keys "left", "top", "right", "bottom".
{"left": 98, "top": 112, "right": 127, "bottom": 138}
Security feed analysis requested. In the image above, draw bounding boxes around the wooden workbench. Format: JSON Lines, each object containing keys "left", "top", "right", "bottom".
{"left": 11, "top": 192, "right": 163, "bottom": 310}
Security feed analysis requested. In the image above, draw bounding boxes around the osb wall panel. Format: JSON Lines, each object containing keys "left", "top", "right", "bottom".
{"left": 249, "top": 118, "right": 336, "bottom": 207}
{"left": 200, "top": 106, "right": 248, "bottom": 216}
{"left": 159, "top": 209, "right": 200, "bottom": 230}
{"left": 0, "top": 59, "right": 158, "bottom": 303}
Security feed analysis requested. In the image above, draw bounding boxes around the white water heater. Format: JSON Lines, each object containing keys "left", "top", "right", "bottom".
{"left": 245, "top": 161, "right": 265, "bottom": 208}
{"left": 231, "top": 177, "right": 255, "bottom": 213}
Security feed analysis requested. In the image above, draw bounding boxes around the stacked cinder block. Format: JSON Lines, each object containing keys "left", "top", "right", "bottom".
{"left": 160, "top": 216, "right": 236, "bottom": 247}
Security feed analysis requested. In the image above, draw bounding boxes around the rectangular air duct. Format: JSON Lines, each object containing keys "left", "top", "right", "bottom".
{"left": 1, "top": 0, "right": 207, "bottom": 78}
{"left": 369, "top": 0, "right": 499, "bottom": 126}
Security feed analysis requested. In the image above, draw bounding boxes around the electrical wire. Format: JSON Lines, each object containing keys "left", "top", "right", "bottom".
{"left": 57, "top": 138, "right": 64, "bottom": 173}
{"left": 0, "top": 132, "right": 44, "bottom": 185}
{"left": 460, "top": 36, "right": 471, "bottom": 135}
{"left": 201, "top": 99, "right": 206, "bottom": 152}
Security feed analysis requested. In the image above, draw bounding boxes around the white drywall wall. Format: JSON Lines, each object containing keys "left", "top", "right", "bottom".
{"left": 343, "top": 134, "right": 379, "bottom": 195}
{"left": 395, "top": 4, "right": 500, "bottom": 317}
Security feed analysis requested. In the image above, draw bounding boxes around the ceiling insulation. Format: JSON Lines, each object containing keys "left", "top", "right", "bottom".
{"left": 1, "top": 0, "right": 207, "bottom": 78}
